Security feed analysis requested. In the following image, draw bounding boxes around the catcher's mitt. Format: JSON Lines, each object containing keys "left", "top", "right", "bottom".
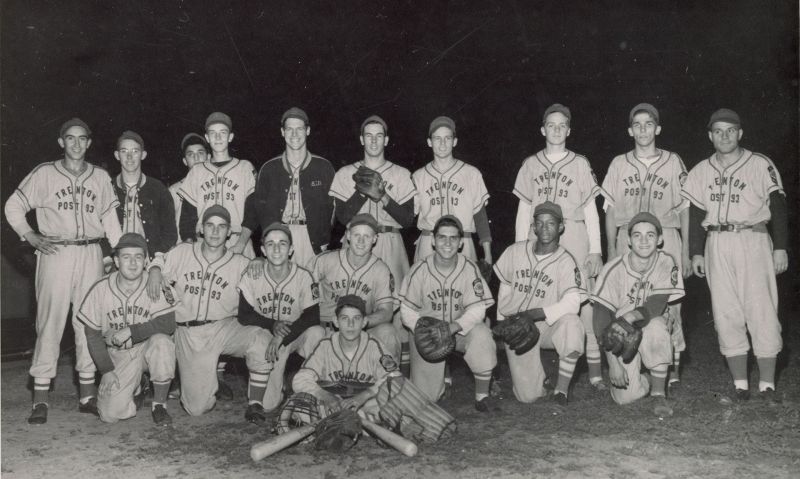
{"left": 602, "top": 317, "right": 643, "bottom": 363}
{"left": 414, "top": 316, "right": 455, "bottom": 362}
{"left": 477, "top": 259, "right": 493, "bottom": 282}
{"left": 352, "top": 166, "right": 385, "bottom": 202}
{"left": 377, "top": 375, "right": 456, "bottom": 443}
{"left": 313, "top": 409, "right": 362, "bottom": 452}
{"left": 276, "top": 392, "right": 322, "bottom": 437}
{"left": 493, "top": 313, "right": 540, "bottom": 355}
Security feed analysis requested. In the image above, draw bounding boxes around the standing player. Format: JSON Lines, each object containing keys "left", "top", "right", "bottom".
{"left": 112, "top": 130, "right": 177, "bottom": 259}
{"left": 79, "top": 233, "right": 178, "bottom": 425}
{"left": 169, "top": 133, "right": 209, "bottom": 240}
{"left": 328, "top": 115, "right": 416, "bottom": 375}
{"left": 682, "top": 109, "right": 788, "bottom": 403}
{"left": 591, "top": 213, "right": 684, "bottom": 417}
{"left": 412, "top": 116, "right": 492, "bottom": 264}
{"left": 238, "top": 223, "right": 325, "bottom": 412}
{"left": 146, "top": 205, "right": 273, "bottom": 420}
{"left": 178, "top": 112, "right": 256, "bottom": 257}
{"left": 602, "top": 104, "right": 691, "bottom": 385}
{"left": 5, "top": 118, "right": 122, "bottom": 424}
{"left": 494, "top": 202, "right": 586, "bottom": 405}
{"left": 244, "top": 107, "right": 335, "bottom": 268}
{"left": 400, "top": 215, "right": 496, "bottom": 411}
{"left": 311, "top": 213, "right": 399, "bottom": 361}
{"left": 513, "top": 104, "right": 605, "bottom": 389}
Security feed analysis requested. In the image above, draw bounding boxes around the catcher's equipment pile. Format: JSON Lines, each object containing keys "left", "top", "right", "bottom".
{"left": 493, "top": 313, "right": 540, "bottom": 355}
{"left": 313, "top": 409, "right": 362, "bottom": 452}
{"left": 413, "top": 316, "right": 455, "bottom": 362}
{"left": 377, "top": 375, "right": 456, "bottom": 443}
{"left": 602, "top": 318, "right": 643, "bottom": 363}
{"left": 277, "top": 392, "right": 322, "bottom": 437}
{"left": 352, "top": 166, "right": 385, "bottom": 202}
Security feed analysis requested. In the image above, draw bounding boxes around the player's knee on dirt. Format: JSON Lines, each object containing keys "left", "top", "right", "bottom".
{"left": 144, "top": 334, "right": 176, "bottom": 382}
{"left": 609, "top": 362, "right": 650, "bottom": 405}
{"left": 550, "top": 313, "right": 585, "bottom": 357}
{"left": 99, "top": 393, "right": 136, "bottom": 423}
{"left": 462, "top": 323, "right": 497, "bottom": 373}
{"left": 639, "top": 316, "right": 672, "bottom": 369}
{"left": 369, "top": 323, "right": 401, "bottom": 361}
{"left": 243, "top": 328, "right": 272, "bottom": 373}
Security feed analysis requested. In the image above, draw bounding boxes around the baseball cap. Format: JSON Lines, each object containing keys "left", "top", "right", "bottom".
{"left": 181, "top": 133, "right": 210, "bottom": 155}
{"left": 201, "top": 204, "right": 231, "bottom": 224}
{"left": 629, "top": 103, "right": 660, "bottom": 125}
{"left": 433, "top": 214, "right": 464, "bottom": 237}
{"left": 281, "top": 107, "right": 309, "bottom": 126}
{"left": 707, "top": 108, "right": 741, "bottom": 129}
{"left": 428, "top": 116, "right": 456, "bottom": 137}
{"left": 59, "top": 117, "right": 92, "bottom": 138}
{"left": 261, "top": 222, "right": 293, "bottom": 244}
{"left": 627, "top": 212, "right": 662, "bottom": 236}
{"left": 336, "top": 294, "right": 367, "bottom": 316}
{"left": 543, "top": 103, "right": 571, "bottom": 125}
{"left": 205, "top": 112, "right": 232, "bottom": 131}
{"left": 533, "top": 201, "right": 563, "bottom": 220}
{"left": 114, "top": 232, "right": 148, "bottom": 255}
{"left": 361, "top": 115, "right": 388, "bottom": 135}
{"left": 116, "top": 130, "right": 145, "bottom": 150}
{"left": 348, "top": 213, "right": 379, "bottom": 233}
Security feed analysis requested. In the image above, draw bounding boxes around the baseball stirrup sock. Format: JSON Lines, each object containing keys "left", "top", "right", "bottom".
{"left": 474, "top": 371, "right": 492, "bottom": 399}
{"left": 650, "top": 366, "right": 668, "bottom": 396}
{"left": 152, "top": 379, "right": 171, "bottom": 405}
{"left": 726, "top": 354, "right": 748, "bottom": 383}
{"left": 217, "top": 362, "right": 227, "bottom": 379}
{"left": 79, "top": 372, "right": 97, "bottom": 401}
{"left": 400, "top": 342, "right": 411, "bottom": 377}
{"left": 33, "top": 378, "right": 50, "bottom": 405}
{"left": 670, "top": 352, "right": 681, "bottom": 383}
{"left": 586, "top": 337, "right": 602, "bottom": 382}
{"left": 248, "top": 371, "right": 269, "bottom": 402}
{"left": 756, "top": 356, "right": 777, "bottom": 391}
{"left": 556, "top": 354, "right": 579, "bottom": 395}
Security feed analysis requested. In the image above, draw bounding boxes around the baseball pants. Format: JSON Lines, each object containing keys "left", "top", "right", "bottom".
{"left": 287, "top": 224, "right": 316, "bottom": 269}
{"left": 262, "top": 325, "right": 326, "bottom": 411}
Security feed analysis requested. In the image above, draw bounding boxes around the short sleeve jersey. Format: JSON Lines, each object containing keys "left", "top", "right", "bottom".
{"left": 329, "top": 161, "right": 417, "bottom": 227}
{"left": 237, "top": 262, "right": 319, "bottom": 323}
{"left": 592, "top": 251, "right": 684, "bottom": 316}
{"left": 311, "top": 250, "right": 397, "bottom": 323}
{"left": 412, "top": 160, "right": 489, "bottom": 233}
{"left": 681, "top": 149, "right": 784, "bottom": 227}
{"left": 513, "top": 151, "right": 601, "bottom": 220}
{"left": 299, "top": 331, "right": 390, "bottom": 386}
{"left": 602, "top": 150, "right": 689, "bottom": 228}
{"left": 493, "top": 243, "right": 586, "bottom": 316}
{"left": 400, "top": 254, "right": 494, "bottom": 322}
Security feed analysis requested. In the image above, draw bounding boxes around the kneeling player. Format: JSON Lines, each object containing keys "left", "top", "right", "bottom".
{"left": 80, "top": 233, "right": 178, "bottom": 425}
{"left": 494, "top": 202, "right": 587, "bottom": 405}
{"left": 592, "top": 213, "right": 684, "bottom": 417}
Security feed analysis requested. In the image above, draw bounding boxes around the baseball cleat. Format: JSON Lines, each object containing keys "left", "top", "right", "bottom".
{"left": 759, "top": 388, "right": 782, "bottom": 406}
{"left": 553, "top": 392, "right": 568, "bottom": 406}
{"left": 652, "top": 396, "right": 673, "bottom": 418}
{"left": 151, "top": 405, "right": 172, "bottom": 426}
{"left": 28, "top": 403, "right": 48, "bottom": 425}
{"left": 216, "top": 380, "right": 235, "bottom": 401}
{"left": 474, "top": 397, "right": 500, "bottom": 413}
{"left": 734, "top": 388, "right": 750, "bottom": 402}
{"left": 590, "top": 379, "right": 608, "bottom": 391}
{"left": 245, "top": 403, "right": 267, "bottom": 423}
{"left": 79, "top": 397, "right": 100, "bottom": 416}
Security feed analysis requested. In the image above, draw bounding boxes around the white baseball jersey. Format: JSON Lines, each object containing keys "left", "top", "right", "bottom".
{"left": 513, "top": 150, "right": 601, "bottom": 220}
{"left": 151, "top": 242, "right": 249, "bottom": 323}
{"left": 177, "top": 159, "right": 255, "bottom": 234}
{"left": 329, "top": 160, "right": 417, "bottom": 227}
{"left": 494, "top": 243, "right": 586, "bottom": 316}
{"left": 311, "top": 250, "right": 396, "bottom": 323}
{"left": 603, "top": 150, "right": 688, "bottom": 228}
{"left": 295, "top": 331, "right": 390, "bottom": 386}
{"left": 237, "top": 262, "right": 319, "bottom": 323}
{"left": 412, "top": 160, "right": 489, "bottom": 232}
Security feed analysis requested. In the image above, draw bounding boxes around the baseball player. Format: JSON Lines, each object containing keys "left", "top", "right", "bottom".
{"left": 513, "top": 104, "right": 605, "bottom": 389}
{"left": 602, "top": 103, "right": 691, "bottom": 385}
{"left": 178, "top": 112, "right": 256, "bottom": 257}
{"left": 400, "top": 215, "right": 497, "bottom": 411}
{"left": 5, "top": 117, "right": 123, "bottom": 424}
{"left": 112, "top": 130, "right": 177, "bottom": 260}
{"left": 682, "top": 109, "right": 788, "bottom": 403}
{"left": 412, "top": 116, "right": 492, "bottom": 264}
{"left": 328, "top": 115, "right": 417, "bottom": 375}
{"left": 169, "top": 133, "right": 210, "bottom": 241}
{"left": 243, "top": 107, "right": 335, "bottom": 268}
{"left": 310, "top": 213, "right": 400, "bottom": 361}
{"left": 79, "top": 233, "right": 178, "bottom": 425}
{"left": 238, "top": 223, "right": 325, "bottom": 411}
{"left": 591, "top": 213, "right": 684, "bottom": 417}
{"left": 494, "top": 202, "right": 587, "bottom": 405}
{"left": 146, "top": 205, "right": 273, "bottom": 421}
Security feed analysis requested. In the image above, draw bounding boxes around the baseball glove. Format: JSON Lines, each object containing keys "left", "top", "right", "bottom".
{"left": 493, "top": 313, "right": 540, "bottom": 355}
{"left": 477, "top": 259, "right": 493, "bottom": 282}
{"left": 313, "top": 409, "right": 362, "bottom": 452}
{"left": 413, "top": 316, "right": 455, "bottom": 362}
{"left": 352, "top": 166, "right": 385, "bottom": 202}
{"left": 602, "top": 317, "right": 643, "bottom": 363}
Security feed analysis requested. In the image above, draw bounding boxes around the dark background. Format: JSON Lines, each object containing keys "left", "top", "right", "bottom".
{"left": 2, "top": 1, "right": 798, "bottom": 349}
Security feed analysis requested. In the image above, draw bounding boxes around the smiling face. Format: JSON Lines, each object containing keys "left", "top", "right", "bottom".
{"left": 628, "top": 221, "right": 661, "bottom": 259}
{"left": 346, "top": 224, "right": 377, "bottom": 258}
{"left": 261, "top": 230, "right": 293, "bottom": 267}
{"left": 281, "top": 117, "right": 310, "bottom": 151}
{"left": 533, "top": 213, "right": 563, "bottom": 247}
{"left": 334, "top": 305, "right": 367, "bottom": 341}
{"left": 708, "top": 121, "right": 742, "bottom": 155}
{"left": 427, "top": 126, "right": 457, "bottom": 159}
{"left": 433, "top": 225, "right": 463, "bottom": 261}
{"left": 58, "top": 125, "right": 92, "bottom": 161}
{"left": 540, "top": 112, "right": 570, "bottom": 147}
{"left": 361, "top": 122, "right": 388, "bottom": 158}
{"left": 115, "top": 139, "right": 146, "bottom": 174}
{"left": 114, "top": 247, "right": 146, "bottom": 281}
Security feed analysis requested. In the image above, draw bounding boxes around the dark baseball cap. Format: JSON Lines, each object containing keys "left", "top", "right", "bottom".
{"left": 707, "top": 108, "right": 741, "bottom": 129}
{"left": 261, "top": 222, "right": 293, "bottom": 244}
{"left": 428, "top": 116, "right": 456, "bottom": 137}
{"left": 205, "top": 112, "right": 232, "bottom": 130}
{"left": 336, "top": 294, "right": 367, "bottom": 316}
{"left": 629, "top": 103, "right": 660, "bottom": 125}
{"left": 433, "top": 214, "right": 464, "bottom": 237}
{"left": 201, "top": 204, "right": 231, "bottom": 224}
{"left": 281, "top": 107, "right": 309, "bottom": 126}
{"left": 628, "top": 212, "right": 662, "bottom": 236}
{"left": 533, "top": 201, "right": 563, "bottom": 220}
{"left": 361, "top": 115, "right": 388, "bottom": 135}
{"left": 181, "top": 133, "right": 210, "bottom": 155}
{"left": 348, "top": 213, "right": 379, "bottom": 233}
{"left": 116, "top": 130, "right": 145, "bottom": 150}
{"left": 114, "top": 232, "right": 148, "bottom": 255}
{"left": 59, "top": 118, "right": 92, "bottom": 137}
{"left": 543, "top": 103, "right": 571, "bottom": 125}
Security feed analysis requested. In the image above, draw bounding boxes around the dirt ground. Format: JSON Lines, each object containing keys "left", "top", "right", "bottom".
{"left": 2, "top": 317, "right": 799, "bottom": 479}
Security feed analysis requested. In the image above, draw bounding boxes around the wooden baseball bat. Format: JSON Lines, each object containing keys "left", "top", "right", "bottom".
{"left": 360, "top": 417, "right": 418, "bottom": 457}
{"left": 250, "top": 424, "right": 316, "bottom": 462}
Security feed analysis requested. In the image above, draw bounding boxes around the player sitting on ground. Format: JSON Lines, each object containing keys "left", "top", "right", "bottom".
{"left": 591, "top": 212, "right": 684, "bottom": 417}
{"left": 494, "top": 201, "right": 587, "bottom": 405}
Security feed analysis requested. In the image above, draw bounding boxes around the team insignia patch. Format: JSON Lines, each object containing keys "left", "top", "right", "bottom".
{"left": 162, "top": 286, "right": 176, "bottom": 305}
{"left": 767, "top": 165, "right": 778, "bottom": 185}
{"left": 574, "top": 267, "right": 582, "bottom": 288}
{"left": 311, "top": 282, "right": 320, "bottom": 301}
{"left": 380, "top": 354, "right": 398, "bottom": 372}
{"left": 389, "top": 273, "right": 395, "bottom": 294}
{"left": 670, "top": 266, "right": 679, "bottom": 287}
{"left": 678, "top": 171, "right": 687, "bottom": 186}
{"left": 472, "top": 278, "right": 485, "bottom": 298}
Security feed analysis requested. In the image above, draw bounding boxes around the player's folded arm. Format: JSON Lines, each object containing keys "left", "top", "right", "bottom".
{"left": 237, "top": 294, "right": 276, "bottom": 330}
{"left": 129, "top": 312, "right": 177, "bottom": 344}
{"left": 282, "top": 304, "right": 321, "bottom": 346}
{"left": 84, "top": 326, "right": 115, "bottom": 374}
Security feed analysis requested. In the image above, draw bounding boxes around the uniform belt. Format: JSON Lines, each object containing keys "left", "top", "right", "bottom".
{"left": 377, "top": 225, "right": 398, "bottom": 233}
{"left": 177, "top": 320, "right": 216, "bottom": 327}
{"left": 706, "top": 223, "right": 767, "bottom": 233}
{"left": 283, "top": 219, "right": 307, "bottom": 225}
{"left": 51, "top": 238, "right": 103, "bottom": 246}
{"left": 420, "top": 230, "right": 470, "bottom": 237}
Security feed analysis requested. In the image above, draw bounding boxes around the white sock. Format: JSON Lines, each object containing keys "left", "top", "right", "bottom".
{"left": 475, "top": 393, "right": 488, "bottom": 402}
{"left": 733, "top": 379, "right": 749, "bottom": 390}
{"left": 759, "top": 381, "right": 775, "bottom": 392}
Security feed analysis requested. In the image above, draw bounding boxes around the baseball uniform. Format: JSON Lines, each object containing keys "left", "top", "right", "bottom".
{"left": 494, "top": 243, "right": 587, "bottom": 402}
{"left": 592, "top": 251, "right": 684, "bottom": 404}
